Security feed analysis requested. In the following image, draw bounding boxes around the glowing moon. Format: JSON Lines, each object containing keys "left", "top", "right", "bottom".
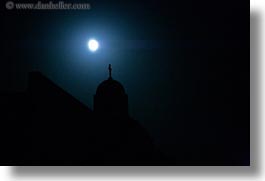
{"left": 88, "top": 39, "right": 99, "bottom": 52}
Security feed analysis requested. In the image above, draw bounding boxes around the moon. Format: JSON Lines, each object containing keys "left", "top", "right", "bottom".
{"left": 88, "top": 39, "right": 99, "bottom": 52}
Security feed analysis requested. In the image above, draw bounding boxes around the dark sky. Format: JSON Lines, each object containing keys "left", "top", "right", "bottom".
{"left": 1, "top": 0, "right": 249, "bottom": 160}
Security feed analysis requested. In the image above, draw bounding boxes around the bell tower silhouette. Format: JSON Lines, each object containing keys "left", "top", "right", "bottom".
{"left": 94, "top": 64, "right": 128, "bottom": 118}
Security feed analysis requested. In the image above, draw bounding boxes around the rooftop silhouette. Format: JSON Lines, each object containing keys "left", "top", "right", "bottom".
{"left": 0, "top": 66, "right": 170, "bottom": 165}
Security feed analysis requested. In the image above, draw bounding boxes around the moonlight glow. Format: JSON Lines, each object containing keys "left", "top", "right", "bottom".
{"left": 88, "top": 39, "right": 99, "bottom": 52}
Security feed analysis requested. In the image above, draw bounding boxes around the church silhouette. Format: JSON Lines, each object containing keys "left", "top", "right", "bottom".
{"left": 0, "top": 65, "right": 170, "bottom": 165}
{"left": 94, "top": 64, "right": 128, "bottom": 118}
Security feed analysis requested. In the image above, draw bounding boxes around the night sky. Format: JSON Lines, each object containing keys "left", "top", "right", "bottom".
{"left": 1, "top": 0, "right": 249, "bottom": 161}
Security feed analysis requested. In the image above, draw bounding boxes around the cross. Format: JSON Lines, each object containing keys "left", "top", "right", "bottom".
{"left": 108, "top": 64, "right": 112, "bottom": 78}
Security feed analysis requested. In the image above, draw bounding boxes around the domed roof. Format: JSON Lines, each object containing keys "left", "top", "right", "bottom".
{"left": 96, "top": 77, "right": 125, "bottom": 96}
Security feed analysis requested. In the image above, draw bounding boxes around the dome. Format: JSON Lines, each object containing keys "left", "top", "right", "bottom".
{"left": 96, "top": 77, "right": 125, "bottom": 96}
{"left": 94, "top": 64, "right": 128, "bottom": 117}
